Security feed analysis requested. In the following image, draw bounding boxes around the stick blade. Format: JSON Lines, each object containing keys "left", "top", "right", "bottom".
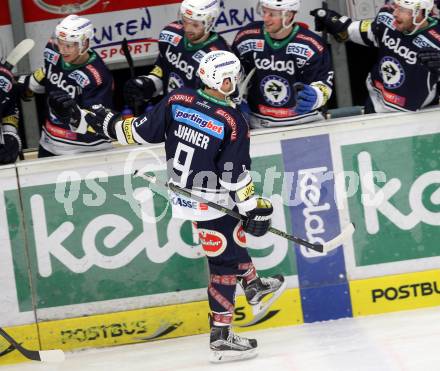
{"left": 5, "top": 39, "right": 35, "bottom": 67}
{"left": 322, "top": 223, "right": 355, "bottom": 252}
{"left": 38, "top": 349, "right": 66, "bottom": 363}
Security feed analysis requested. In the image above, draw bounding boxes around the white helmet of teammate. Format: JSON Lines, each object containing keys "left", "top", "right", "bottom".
{"left": 198, "top": 51, "right": 241, "bottom": 96}
{"left": 393, "top": 0, "right": 433, "bottom": 29}
{"left": 257, "top": 0, "right": 301, "bottom": 28}
{"left": 55, "top": 14, "right": 94, "bottom": 54}
{"left": 180, "top": 0, "right": 220, "bottom": 33}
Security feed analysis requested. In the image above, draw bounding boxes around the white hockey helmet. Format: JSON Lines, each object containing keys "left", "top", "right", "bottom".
{"left": 257, "top": 0, "right": 300, "bottom": 28}
{"left": 180, "top": 0, "right": 220, "bottom": 33}
{"left": 55, "top": 14, "right": 94, "bottom": 52}
{"left": 393, "top": 0, "right": 433, "bottom": 29}
{"left": 258, "top": 0, "right": 301, "bottom": 11}
{"left": 198, "top": 51, "right": 241, "bottom": 96}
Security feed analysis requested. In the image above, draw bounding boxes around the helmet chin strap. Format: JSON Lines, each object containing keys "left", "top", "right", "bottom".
{"left": 408, "top": 9, "right": 428, "bottom": 35}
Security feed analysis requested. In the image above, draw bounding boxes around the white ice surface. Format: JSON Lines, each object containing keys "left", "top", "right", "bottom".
{"left": 1, "top": 306, "right": 440, "bottom": 371}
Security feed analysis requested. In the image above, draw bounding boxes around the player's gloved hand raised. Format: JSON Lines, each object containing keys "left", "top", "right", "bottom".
{"left": 310, "top": 8, "right": 351, "bottom": 41}
{"left": 0, "top": 132, "right": 21, "bottom": 165}
{"left": 123, "top": 76, "right": 156, "bottom": 106}
{"left": 242, "top": 197, "right": 273, "bottom": 237}
{"left": 418, "top": 49, "right": 440, "bottom": 74}
{"left": 294, "top": 83, "right": 318, "bottom": 115}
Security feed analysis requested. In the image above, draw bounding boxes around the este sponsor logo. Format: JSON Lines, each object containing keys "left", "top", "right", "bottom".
{"left": 286, "top": 43, "right": 315, "bottom": 59}
{"left": 413, "top": 35, "right": 440, "bottom": 50}
{"left": 382, "top": 28, "right": 417, "bottom": 64}
{"left": 44, "top": 48, "right": 60, "bottom": 65}
{"left": 377, "top": 12, "right": 395, "bottom": 29}
{"left": 159, "top": 30, "right": 182, "bottom": 47}
{"left": 0, "top": 76, "right": 12, "bottom": 93}
{"left": 237, "top": 39, "right": 264, "bottom": 55}
{"left": 68, "top": 70, "right": 90, "bottom": 88}
{"left": 371, "top": 281, "right": 440, "bottom": 302}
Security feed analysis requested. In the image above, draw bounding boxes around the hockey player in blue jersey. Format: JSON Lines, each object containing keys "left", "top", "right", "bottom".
{"left": 231, "top": 0, "right": 334, "bottom": 128}
{"left": 17, "top": 14, "right": 114, "bottom": 157}
{"left": 48, "top": 50, "right": 286, "bottom": 363}
{"left": 0, "top": 64, "right": 21, "bottom": 165}
{"left": 311, "top": 0, "right": 440, "bottom": 113}
{"left": 123, "top": 0, "right": 230, "bottom": 109}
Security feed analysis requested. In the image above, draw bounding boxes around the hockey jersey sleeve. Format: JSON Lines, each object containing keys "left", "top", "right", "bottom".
{"left": 216, "top": 112, "right": 257, "bottom": 213}
{"left": 113, "top": 94, "right": 169, "bottom": 145}
{"left": 346, "top": 7, "right": 392, "bottom": 48}
{"left": 80, "top": 66, "right": 114, "bottom": 109}
{"left": 298, "top": 43, "right": 334, "bottom": 105}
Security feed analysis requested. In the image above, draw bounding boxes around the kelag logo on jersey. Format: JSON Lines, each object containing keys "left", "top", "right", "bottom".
{"left": 44, "top": 48, "right": 60, "bottom": 65}
{"left": 286, "top": 43, "right": 314, "bottom": 60}
{"left": 160, "top": 31, "right": 182, "bottom": 47}
{"left": 413, "top": 35, "right": 440, "bottom": 50}
{"left": 68, "top": 70, "right": 90, "bottom": 88}
{"left": 236, "top": 39, "right": 265, "bottom": 55}
{"left": 172, "top": 105, "right": 224, "bottom": 139}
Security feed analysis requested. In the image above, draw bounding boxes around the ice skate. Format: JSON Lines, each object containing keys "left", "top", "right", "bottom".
{"left": 240, "top": 275, "right": 287, "bottom": 316}
{"left": 209, "top": 323, "right": 258, "bottom": 363}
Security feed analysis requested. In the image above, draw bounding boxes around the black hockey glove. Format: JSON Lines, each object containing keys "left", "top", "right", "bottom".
{"left": 0, "top": 131, "right": 21, "bottom": 165}
{"left": 16, "top": 74, "right": 35, "bottom": 102}
{"left": 310, "top": 8, "right": 352, "bottom": 42}
{"left": 123, "top": 76, "right": 156, "bottom": 106}
{"left": 48, "top": 90, "right": 119, "bottom": 139}
{"left": 242, "top": 197, "right": 273, "bottom": 237}
{"left": 418, "top": 49, "right": 440, "bottom": 75}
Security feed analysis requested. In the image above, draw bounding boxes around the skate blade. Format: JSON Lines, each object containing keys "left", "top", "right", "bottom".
{"left": 251, "top": 280, "right": 287, "bottom": 316}
{"left": 209, "top": 348, "right": 258, "bottom": 363}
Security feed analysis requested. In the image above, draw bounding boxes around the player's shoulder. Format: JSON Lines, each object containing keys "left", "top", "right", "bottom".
{"left": 159, "top": 21, "right": 185, "bottom": 47}
{"left": 233, "top": 21, "right": 264, "bottom": 44}
{"left": 295, "top": 25, "right": 327, "bottom": 54}
{"left": 43, "top": 39, "right": 62, "bottom": 65}
{"left": 166, "top": 87, "right": 198, "bottom": 105}
{"left": 421, "top": 19, "right": 440, "bottom": 42}
{"left": 374, "top": 6, "right": 394, "bottom": 27}
{"left": 75, "top": 52, "right": 111, "bottom": 88}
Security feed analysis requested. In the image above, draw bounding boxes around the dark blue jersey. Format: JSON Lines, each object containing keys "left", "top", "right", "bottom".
{"left": 115, "top": 87, "right": 255, "bottom": 221}
{"left": 147, "top": 22, "right": 230, "bottom": 95}
{"left": 0, "top": 65, "right": 19, "bottom": 135}
{"left": 232, "top": 21, "right": 333, "bottom": 119}
{"left": 349, "top": 7, "right": 440, "bottom": 111}
{"left": 29, "top": 39, "right": 114, "bottom": 154}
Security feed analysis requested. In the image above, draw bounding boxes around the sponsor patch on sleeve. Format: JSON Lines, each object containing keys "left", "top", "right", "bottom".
{"left": 236, "top": 181, "right": 255, "bottom": 202}
{"left": 122, "top": 118, "right": 135, "bottom": 144}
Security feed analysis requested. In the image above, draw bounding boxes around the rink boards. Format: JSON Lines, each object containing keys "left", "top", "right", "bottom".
{"left": 0, "top": 109, "right": 439, "bottom": 364}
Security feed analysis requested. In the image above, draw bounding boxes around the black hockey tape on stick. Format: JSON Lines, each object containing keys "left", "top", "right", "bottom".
{"left": 134, "top": 171, "right": 355, "bottom": 253}
{"left": 0, "top": 327, "right": 65, "bottom": 363}
{"left": 121, "top": 38, "right": 143, "bottom": 116}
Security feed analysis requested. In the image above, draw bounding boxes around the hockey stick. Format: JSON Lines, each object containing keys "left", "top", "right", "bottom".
{"left": 121, "top": 38, "right": 143, "bottom": 116}
{"left": 0, "top": 327, "right": 65, "bottom": 363}
{"left": 134, "top": 171, "right": 355, "bottom": 253}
